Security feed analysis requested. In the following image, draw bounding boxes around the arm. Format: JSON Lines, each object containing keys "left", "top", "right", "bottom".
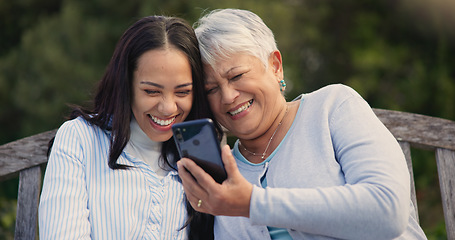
{"left": 39, "top": 120, "right": 91, "bottom": 239}
{"left": 179, "top": 88, "right": 411, "bottom": 239}
{"left": 249, "top": 93, "right": 411, "bottom": 239}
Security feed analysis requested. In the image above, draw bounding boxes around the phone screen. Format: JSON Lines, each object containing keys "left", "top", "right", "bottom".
{"left": 172, "top": 119, "right": 227, "bottom": 183}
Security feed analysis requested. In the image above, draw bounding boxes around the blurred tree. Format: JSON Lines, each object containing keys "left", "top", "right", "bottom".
{"left": 0, "top": 0, "right": 454, "bottom": 238}
{"left": 278, "top": 0, "right": 455, "bottom": 121}
{"left": 0, "top": 0, "right": 62, "bottom": 56}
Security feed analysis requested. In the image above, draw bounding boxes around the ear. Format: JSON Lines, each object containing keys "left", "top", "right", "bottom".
{"left": 269, "top": 50, "right": 283, "bottom": 80}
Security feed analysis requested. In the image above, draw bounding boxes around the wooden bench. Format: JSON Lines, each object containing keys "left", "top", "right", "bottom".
{"left": 0, "top": 129, "right": 56, "bottom": 239}
{"left": 1, "top": 109, "right": 454, "bottom": 239}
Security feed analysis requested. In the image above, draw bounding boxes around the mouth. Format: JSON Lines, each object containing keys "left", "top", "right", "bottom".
{"left": 149, "top": 115, "right": 177, "bottom": 126}
{"left": 228, "top": 100, "right": 253, "bottom": 116}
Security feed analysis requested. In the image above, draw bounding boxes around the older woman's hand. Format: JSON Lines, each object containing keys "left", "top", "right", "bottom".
{"left": 177, "top": 145, "right": 253, "bottom": 217}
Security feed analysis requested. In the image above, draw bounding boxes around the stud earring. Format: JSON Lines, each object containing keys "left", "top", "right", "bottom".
{"left": 280, "top": 79, "right": 287, "bottom": 92}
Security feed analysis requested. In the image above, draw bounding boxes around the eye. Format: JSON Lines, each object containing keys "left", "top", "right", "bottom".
{"left": 206, "top": 86, "right": 219, "bottom": 95}
{"left": 144, "top": 89, "right": 160, "bottom": 95}
{"left": 176, "top": 89, "right": 192, "bottom": 97}
{"left": 230, "top": 73, "right": 244, "bottom": 81}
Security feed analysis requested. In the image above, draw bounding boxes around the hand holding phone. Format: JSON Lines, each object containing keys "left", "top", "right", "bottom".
{"left": 172, "top": 118, "right": 227, "bottom": 183}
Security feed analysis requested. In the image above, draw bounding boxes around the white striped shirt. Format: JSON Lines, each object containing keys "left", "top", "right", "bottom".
{"left": 39, "top": 117, "right": 188, "bottom": 239}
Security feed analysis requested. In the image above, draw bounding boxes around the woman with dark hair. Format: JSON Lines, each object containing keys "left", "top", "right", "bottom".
{"left": 39, "top": 15, "right": 219, "bottom": 239}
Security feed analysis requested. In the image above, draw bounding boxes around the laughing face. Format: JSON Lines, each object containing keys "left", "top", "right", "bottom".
{"left": 204, "top": 52, "right": 284, "bottom": 139}
{"left": 131, "top": 48, "right": 193, "bottom": 142}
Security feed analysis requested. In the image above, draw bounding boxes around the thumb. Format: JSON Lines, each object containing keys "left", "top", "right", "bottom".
{"left": 221, "top": 145, "right": 241, "bottom": 179}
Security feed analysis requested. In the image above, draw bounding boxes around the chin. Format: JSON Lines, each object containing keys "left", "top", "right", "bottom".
{"left": 149, "top": 132, "right": 173, "bottom": 143}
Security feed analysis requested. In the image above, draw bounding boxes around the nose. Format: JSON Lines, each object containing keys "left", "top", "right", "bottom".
{"left": 220, "top": 84, "right": 239, "bottom": 104}
{"left": 157, "top": 95, "right": 178, "bottom": 116}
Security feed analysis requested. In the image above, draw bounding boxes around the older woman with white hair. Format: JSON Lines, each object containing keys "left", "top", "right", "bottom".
{"left": 177, "top": 8, "right": 426, "bottom": 240}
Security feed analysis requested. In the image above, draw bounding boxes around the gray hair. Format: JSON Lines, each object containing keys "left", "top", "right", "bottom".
{"left": 194, "top": 9, "right": 278, "bottom": 69}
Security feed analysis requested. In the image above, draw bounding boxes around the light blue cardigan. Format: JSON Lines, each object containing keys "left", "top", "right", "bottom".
{"left": 214, "top": 84, "right": 426, "bottom": 239}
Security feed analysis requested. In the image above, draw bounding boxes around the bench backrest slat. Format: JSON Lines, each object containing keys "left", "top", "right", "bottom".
{"left": 435, "top": 148, "right": 455, "bottom": 239}
{"left": 398, "top": 141, "right": 419, "bottom": 222}
{"left": 15, "top": 166, "right": 41, "bottom": 240}
{"left": 1, "top": 109, "right": 454, "bottom": 239}
{"left": 0, "top": 130, "right": 56, "bottom": 181}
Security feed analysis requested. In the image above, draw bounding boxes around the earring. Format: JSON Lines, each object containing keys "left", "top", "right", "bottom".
{"left": 280, "top": 79, "right": 286, "bottom": 92}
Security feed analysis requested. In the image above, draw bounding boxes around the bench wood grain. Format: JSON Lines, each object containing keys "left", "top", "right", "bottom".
{"left": 1, "top": 109, "right": 454, "bottom": 239}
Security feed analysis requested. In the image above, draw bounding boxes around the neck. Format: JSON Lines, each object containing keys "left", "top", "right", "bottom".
{"left": 240, "top": 104, "right": 290, "bottom": 163}
{"left": 129, "top": 117, "right": 161, "bottom": 151}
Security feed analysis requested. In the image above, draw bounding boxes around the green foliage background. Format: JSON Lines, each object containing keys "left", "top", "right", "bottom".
{"left": 1, "top": 0, "right": 454, "bottom": 239}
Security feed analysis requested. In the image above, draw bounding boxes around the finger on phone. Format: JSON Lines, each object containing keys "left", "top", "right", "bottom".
{"left": 221, "top": 145, "right": 240, "bottom": 178}
{"left": 177, "top": 159, "right": 208, "bottom": 197}
{"left": 179, "top": 157, "right": 219, "bottom": 188}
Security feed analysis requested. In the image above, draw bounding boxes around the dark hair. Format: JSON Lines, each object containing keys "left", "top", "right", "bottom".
{"left": 49, "top": 16, "right": 218, "bottom": 239}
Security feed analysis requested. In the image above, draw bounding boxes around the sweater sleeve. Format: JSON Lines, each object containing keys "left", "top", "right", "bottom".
{"left": 39, "top": 119, "right": 91, "bottom": 239}
{"left": 249, "top": 87, "right": 411, "bottom": 239}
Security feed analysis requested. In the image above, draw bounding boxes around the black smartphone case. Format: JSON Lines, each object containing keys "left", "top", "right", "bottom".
{"left": 172, "top": 119, "right": 227, "bottom": 183}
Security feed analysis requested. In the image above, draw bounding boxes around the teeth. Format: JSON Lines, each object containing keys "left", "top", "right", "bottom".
{"left": 229, "top": 100, "right": 252, "bottom": 116}
{"left": 150, "top": 115, "right": 175, "bottom": 126}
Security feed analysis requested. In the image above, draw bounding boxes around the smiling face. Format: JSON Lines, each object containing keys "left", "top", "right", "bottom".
{"left": 131, "top": 47, "right": 193, "bottom": 142}
{"left": 204, "top": 51, "right": 284, "bottom": 139}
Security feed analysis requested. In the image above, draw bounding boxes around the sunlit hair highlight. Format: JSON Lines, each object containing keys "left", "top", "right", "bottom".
{"left": 194, "top": 8, "right": 278, "bottom": 70}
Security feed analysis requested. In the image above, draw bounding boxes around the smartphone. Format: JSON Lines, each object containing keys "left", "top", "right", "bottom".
{"left": 172, "top": 118, "right": 227, "bottom": 183}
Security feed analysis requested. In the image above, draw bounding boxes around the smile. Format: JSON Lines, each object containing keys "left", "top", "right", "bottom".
{"left": 228, "top": 100, "right": 253, "bottom": 116}
{"left": 149, "top": 115, "right": 176, "bottom": 126}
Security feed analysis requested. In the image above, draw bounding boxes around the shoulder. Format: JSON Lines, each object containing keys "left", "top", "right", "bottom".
{"left": 51, "top": 117, "right": 112, "bottom": 164}
{"left": 307, "top": 84, "right": 361, "bottom": 99}
{"left": 295, "top": 84, "right": 364, "bottom": 109}
{"left": 55, "top": 117, "right": 106, "bottom": 143}
{"left": 58, "top": 117, "right": 92, "bottom": 134}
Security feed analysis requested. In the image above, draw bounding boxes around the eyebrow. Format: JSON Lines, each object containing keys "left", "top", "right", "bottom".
{"left": 217, "top": 66, "right": 243, "bottom": 79}
{"left": 139, "top": 81, "right": 192, "bottom": 89}
{"left": 224, "top": 66, "right": 242, "bottom": 76}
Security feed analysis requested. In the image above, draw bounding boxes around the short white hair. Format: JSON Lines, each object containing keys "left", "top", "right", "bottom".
{"left": 194, "top": 9, "right": 278, "bottom": 69}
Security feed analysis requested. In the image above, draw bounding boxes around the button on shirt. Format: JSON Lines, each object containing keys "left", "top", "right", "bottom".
{"left": 39, "top": 117, "right": 188, "bottom": 239}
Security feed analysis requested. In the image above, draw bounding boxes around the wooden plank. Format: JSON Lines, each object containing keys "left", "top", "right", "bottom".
{"left": 0, "top": 129, "right": 56, "bottom": 181}
{"left": 14, "top": 166, "right": 41, "bottom": 240}
{"left": 0, "top": 110, "right": 453, "bottom": 239}
{"left": 373, "top": 108, "right": 455, "bottom": 151}
{"left": 435, "top": 148, "right": 455, "bottom": 240}
{"left": 398, "top": 141, "right": 419, "bottom": 222}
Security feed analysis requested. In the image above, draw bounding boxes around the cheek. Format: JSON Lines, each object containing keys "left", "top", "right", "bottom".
{"left": 209, "top": 101, "right": 221, "bottom": 116}
{"left": 131, "top": 97, "right": 140, "bottom": 118}
{"left": 207, "top": 94, "right": 221, "bottom": 111}
{"left": 183, "top": 100, "right": 193, "bottom": 113}
{"left": 132, "top": 95, "right": 154, "bottom": 115}
{"left": 179, "top": 96, "right": 193, "bottom": 116}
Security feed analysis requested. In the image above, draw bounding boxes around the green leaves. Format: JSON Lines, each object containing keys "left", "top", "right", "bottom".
{"left": 0, "top": 2, "right": 453, "bottom": 237}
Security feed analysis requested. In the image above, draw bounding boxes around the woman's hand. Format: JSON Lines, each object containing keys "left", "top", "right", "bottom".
{"left": 177, "top": 145, "right": 253, "bottom": 217}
